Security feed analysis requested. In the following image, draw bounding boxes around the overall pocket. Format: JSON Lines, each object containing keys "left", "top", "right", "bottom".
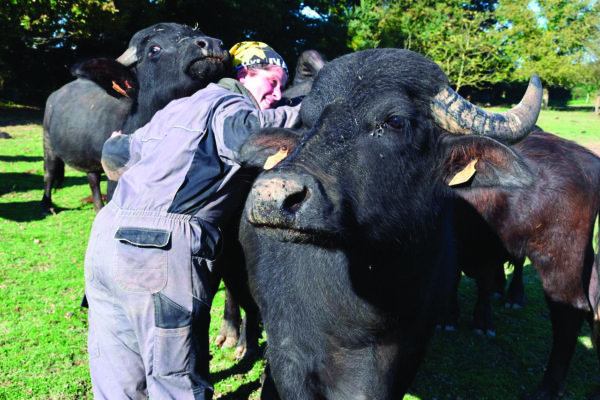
{"left": 152, "top": 292, "right": 192, "bottom": 377}
{"left": 114, "top": 227, "right": 170, "bottom": 293}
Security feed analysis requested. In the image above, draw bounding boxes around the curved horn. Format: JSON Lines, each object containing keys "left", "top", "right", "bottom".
{"left": 116, "top": 46, "right": 138, "bottom": 67}
{"left": 431, "top": 74, "right": 542, "bottom": 142}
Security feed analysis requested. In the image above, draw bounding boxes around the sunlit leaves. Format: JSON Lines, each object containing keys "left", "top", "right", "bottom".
{"left": 346, "top": 0, "right": 600, "bottom": 93}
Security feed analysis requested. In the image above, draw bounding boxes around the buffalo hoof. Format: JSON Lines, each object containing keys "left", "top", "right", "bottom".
{"left": 436, "top": 324, "right": 456, "bottom": 331}
{"left": 215, "top": 319, "right": 241, "bottom": 349}
{"left": 40, "top": 195, "right": 57, "bottom": 216}
{"left": 235, "top": 343, "right": 261, "bottom": 360}
{"left": 40, "top": 203, "right": 56, "bottom": 216}
{"left": 505, "top": 294, "right": 526, "bottom": 308}
{"left": 473, "top": 328, "right": 496, "bottom": 336}
{"left": 215, "top": 334, "right": 238, "bottom": 349}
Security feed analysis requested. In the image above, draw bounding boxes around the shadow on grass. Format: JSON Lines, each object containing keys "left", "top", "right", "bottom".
{"left": 210, "top": 343, "right": 267, "bottom": 399}
{"left": 406, "top": 263, "right": 599, "bottom": 399}
{"left": 0, "top": 173, "right": 90, "bottom": 195}
{"left": 0, "top": 106, "right": 44, "bottom": 126}
{"left": 0, "top": 155, "right": 44, "bottom": 163}
{"left": 212, "top": 343, "right": 267, "bottom": 385}
{"left": 217, "top": 380, "right": 262, "bottom": 400}
{"left": 0, "top": 200, "right": 88, "bottom": 221}
{"left": 550, "top": 105, "right": 597, "bottom": 112}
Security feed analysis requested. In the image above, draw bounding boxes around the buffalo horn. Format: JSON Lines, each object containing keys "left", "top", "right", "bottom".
{"left": 116, "top": 47, "right": 138, "bottom": 67}
{"left": 431, "top": 74, "right": 542, "bottom": 142}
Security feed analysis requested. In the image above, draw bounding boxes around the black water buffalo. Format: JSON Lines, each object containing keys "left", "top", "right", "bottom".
{"left": 41, "top": 22, "right": 231, "bottom": 214}
{"left": 280, "top": 50, "right": 326, "bottom": 105}
{"left": 443, "top": 129, "right": 600, "bottom": 399}
{"left": 238, "top": 48, "right": 542, "bottom": 399}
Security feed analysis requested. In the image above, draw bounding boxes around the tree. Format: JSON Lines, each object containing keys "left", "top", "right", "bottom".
{"left": 346, "top": 0, "right": 600, "bottom": 102}
{"left": 494, "top": 0, "right": 600, "bottom": 107}
{"left": 347, "top": 0, "right": 512, "bottom": 93}
{"left": 0, "top": 0, "right": 125, "bottom": 103}
{"left": 0, "top": 0, "right": 356, "bottom": 104}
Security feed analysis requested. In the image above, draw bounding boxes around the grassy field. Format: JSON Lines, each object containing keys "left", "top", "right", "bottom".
{"left": 0, "top": 103, "right": 599, "bottom": 399}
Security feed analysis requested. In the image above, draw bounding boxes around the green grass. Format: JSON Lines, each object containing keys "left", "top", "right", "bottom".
{"left": 486, "top": 104, "right": 600, "bottom": 146}
{"left": 0, "top": 104, "right": 599, "bottom": 399}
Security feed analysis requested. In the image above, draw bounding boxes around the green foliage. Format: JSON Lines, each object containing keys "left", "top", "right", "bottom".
{"left": 346, "top": 0, "right": 600, "bottom": 93}
{"left": 0, "top": 105, "right": 599, "bottom": 398}
{"left": 0, "top": 0, "right": 357, "bottom": 105}
{"left": 495, "top": 0, "right": 600, "bottom": 89}
{"left": 347, "top": 0, "right": 513, "bottom": 91}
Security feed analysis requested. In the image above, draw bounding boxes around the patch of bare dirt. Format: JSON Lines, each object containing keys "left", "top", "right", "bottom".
{"left": 585, "top": 141, "right": 600, "bottom": 156}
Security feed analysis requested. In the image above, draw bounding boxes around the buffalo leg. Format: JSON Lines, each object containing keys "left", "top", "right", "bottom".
{"left": 215, "top": 236, "right": 262, "bottom": 359}
{"left": 473, "top": 266, "right": 496, "bottom": 335}
{"left": 506, "top": 258, "right": 526, "bottom": 308}
{"left": 491, "top": 260, "right": 507, "bottom": 297}
{"left": 215, "top": 287, "right": 241, "bottom": 349}
{"left": 86, "top": 171, "right": 104, "bottom": 212}
{"left": 528, "top": 297, "right": 586, "bottom": 399}
{"left": 438, "top": 267, "right": 461, "bottom": 330}
{"left": 260, "top": 363, "right": 282, "bottom": 400}
{"left": 236, "top": 295, "right": 261, "bottom": 359}
{"left": 41, "top": 132, "right": 64, "bottom": 215}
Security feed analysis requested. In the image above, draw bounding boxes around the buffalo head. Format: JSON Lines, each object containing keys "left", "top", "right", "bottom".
{"left": 71, "top": 22, "right": 232, "bottom": 132}
{"left": 244, "top": 48, "right": 541, "bottom": 249}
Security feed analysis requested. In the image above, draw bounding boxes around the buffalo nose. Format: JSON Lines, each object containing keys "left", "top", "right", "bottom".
{"left": 197, "top": 37, "right": 224, "bottom": 51}
{"left": 196, "top": 38, "right": 208, "bottom": 49}
{"left": 246, "top": 175, "right": 311, "bottom": 227}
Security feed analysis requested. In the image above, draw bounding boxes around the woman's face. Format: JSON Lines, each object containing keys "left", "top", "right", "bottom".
{"left": 239, "top": 66, "right": 287, "bottom": 110}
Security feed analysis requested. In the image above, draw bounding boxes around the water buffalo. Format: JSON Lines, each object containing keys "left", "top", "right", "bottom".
{"left": 279, "top": 50, "right": 326, "bottom": 105}
{"left": 443, "top": 129, "right": 600, "bottom": 399}
{"left": 238, "top": 48, "right": 542, "bottom": 399}
{"left": 41, "top": 22, "right": 231, "bottom": 214}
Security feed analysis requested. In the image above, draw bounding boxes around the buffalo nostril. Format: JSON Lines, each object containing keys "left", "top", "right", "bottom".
{"left": 283, "top": 186, "right": 310, "bottom": 215}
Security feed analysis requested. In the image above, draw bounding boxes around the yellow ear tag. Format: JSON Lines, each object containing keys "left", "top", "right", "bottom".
{"left": 263, "top": 148, "right": 290, "bottom": 170}
{"left": 449, "top": 158, "right": 478, "bottom": 186}
{"left": 112, "top": 81, "right": 129, "bottom": 98}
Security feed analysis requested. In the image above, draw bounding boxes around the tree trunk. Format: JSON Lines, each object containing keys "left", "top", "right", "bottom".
{"left": 595, "top": 88, "right": 600, "bottom": 115}
{"left": 542, "top": 87, "right": 549, "bottom": 110}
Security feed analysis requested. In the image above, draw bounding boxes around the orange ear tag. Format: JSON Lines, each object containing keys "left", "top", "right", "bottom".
{"left": 448, "top": 158, "right": 478, "bottom": 186}
{"left": 112, "top": 81, "right": 129, "bottom": 97}
{"left": 263, "top": 148, "right": 290, "bottom": 170}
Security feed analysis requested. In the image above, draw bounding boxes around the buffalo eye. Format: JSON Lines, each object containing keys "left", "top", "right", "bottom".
{"left": 148, "top": 46, "right": 162, "bottom": 59}
{"left": 385, "top": 115, "right": 406, "bottom": 130}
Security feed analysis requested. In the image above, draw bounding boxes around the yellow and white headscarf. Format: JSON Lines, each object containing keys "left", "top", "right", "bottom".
{"left": 229, "top": 41, "right": 288, "bottom": 76}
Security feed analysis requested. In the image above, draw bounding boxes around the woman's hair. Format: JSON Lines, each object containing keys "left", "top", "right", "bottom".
{"left": 246, "top": 63, "right": 283, "bottom": 73}
{"left": 236, "top": 63, "right": 287, "bottom": 82}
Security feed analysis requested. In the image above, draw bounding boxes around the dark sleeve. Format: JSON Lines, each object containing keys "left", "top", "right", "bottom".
{"left": 101, "top": 134, "right": 132, "bottom": 180}
{"left": 212, "top": 97, "right": 301, "bottom": 163}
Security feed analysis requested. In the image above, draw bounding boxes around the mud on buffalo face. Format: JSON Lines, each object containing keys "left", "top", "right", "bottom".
{"left": 243, "top": 49, "right": 542, "bottom": 248}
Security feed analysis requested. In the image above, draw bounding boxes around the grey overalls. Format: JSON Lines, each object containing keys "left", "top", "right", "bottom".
{"left": 85, "top": 79, "right": 300, "bottom": 399}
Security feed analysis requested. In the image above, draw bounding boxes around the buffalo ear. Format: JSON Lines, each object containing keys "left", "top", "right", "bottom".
{"left": 71, "top": 58, "right": 138, "bottom": 100}
{"left": 240, "top": 128, "right": 303, "bottom": 170}
{"left": 440, "top": 134, "right": 535, "bottom": 190}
